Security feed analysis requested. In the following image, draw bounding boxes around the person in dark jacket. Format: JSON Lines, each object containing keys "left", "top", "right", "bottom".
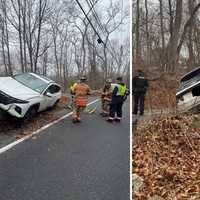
{"left": 132, "top": 70, "right": 148, "bottom": 115}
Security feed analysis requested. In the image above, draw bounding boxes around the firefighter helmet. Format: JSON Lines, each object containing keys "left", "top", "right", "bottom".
{"left": 106, "top": 78, "right": 112, "bottom": 83}
{"left": 80, "top": 75, "right": 87, "bottom": 81}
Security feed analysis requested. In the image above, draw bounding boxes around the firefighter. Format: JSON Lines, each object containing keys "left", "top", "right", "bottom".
{"left": 72, "top": 76, "right": 91, "bottom": 123}
{"left": 107, "top": 77, "right": 127, "bottom": 123}
{"left": 132, "top": 70, "right": 148, "bottom": 116}
{"left": 100, "top": 78, "right": 113, "bottom": 117}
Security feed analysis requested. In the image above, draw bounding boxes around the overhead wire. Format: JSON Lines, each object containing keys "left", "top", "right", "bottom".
{"left": 85, "top": 0, "right": 106, "bottom": 34}
{"left": 84, "top": 0, "right": 119, "bottom": 58}
{"left": 74, "top": 0, "right": 103, "bottom": 44}
{"left": 75, "top": 0, "right": 124, "bottom": 65}
{"left": 83, "top": 0, "right": 116, "bottom": 58}
{"left": 84, "top": 0, "right": 100, "bottom": 24}
{"left": 89, "top": 0, "right": 123, "bottom": 47}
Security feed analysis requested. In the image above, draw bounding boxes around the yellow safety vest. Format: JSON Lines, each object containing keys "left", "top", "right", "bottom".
{"left": 116, "top": 84, "right": 126, "bottom": 96}
{"left": 70, "top": 83, "right": 77, "bottom": 93}
{"left": 111, "top": 83, "right": 126, "bottom": 96}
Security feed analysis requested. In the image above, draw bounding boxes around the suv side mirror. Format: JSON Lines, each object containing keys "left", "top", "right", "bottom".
{"left": 46, "top": 92, "right": 53, "bottom": 97}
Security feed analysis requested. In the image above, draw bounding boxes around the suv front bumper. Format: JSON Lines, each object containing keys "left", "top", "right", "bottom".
{"left": 0, "top": 104, "right": 25, "bottom": 118}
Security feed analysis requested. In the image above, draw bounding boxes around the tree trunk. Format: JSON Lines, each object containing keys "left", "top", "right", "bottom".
{"left": 166, "top": 0, "right": 183, "bottom": 72}
{"left": 22, "top": 0, "right": 27, "bottom": 72}
{"left": 135, "top": 0, "right": 141, "bottom": 66}
{"left": 145, "top": 0, "right": 150, "bottom": 65}
{"left": 159, "top": 0, "right": 165, "bottom": 69}
{"left": 34, "top": 0, "right": 47, "bottom": 72}
{"left": 3, "top": 0, "right": 12, "bottom": 75}
{"left": 168, "top": 0, "right": 173, "bottom": 38}
{"left": 187, "top": 0, "right": 195, "bottom": 69}
{"left": 17, "top": 0, "right": 24, "bottom": 72}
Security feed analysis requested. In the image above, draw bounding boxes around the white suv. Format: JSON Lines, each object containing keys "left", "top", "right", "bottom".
{"left": 0, "top": 73, "right": 62, "bottom": 119}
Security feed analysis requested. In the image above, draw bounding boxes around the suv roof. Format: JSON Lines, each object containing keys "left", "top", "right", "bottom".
{"left": 29, "top": 73, "right": 53, "bottom": 84}
{"left": 180, "top": 67, "right": 200, "bottom": 82}
{"left": 177, "top": 67, "right": 200, "bottom": 97}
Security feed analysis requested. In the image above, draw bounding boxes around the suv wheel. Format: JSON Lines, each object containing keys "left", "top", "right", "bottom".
{"left": 52, "top": 99, "right": 60, "bottom": 108}
{"left": 24, "top": 106, "right": 37, "bottom": 122}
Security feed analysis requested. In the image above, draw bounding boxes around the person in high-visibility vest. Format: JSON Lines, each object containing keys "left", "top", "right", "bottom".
{"left": 100, "top": 78, "right": 113, "bottom": 117}
{"left": 68, "top": 82, "right": 78, "bottom": 109}
{"left": 72, "top": 76, "right": 91, "bottom": 123}
{"left": 107, "top": 77, "right": 127, "bottom": 123}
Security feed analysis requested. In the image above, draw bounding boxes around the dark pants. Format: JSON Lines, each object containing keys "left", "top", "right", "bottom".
{"left": 133, "top": 93, "right": 145, "bottom": 115}
{"left": 109, "top": 97, "right": 123, "bottom": 118}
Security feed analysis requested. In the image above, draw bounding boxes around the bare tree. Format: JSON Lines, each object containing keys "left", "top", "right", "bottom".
{"left": 133, "top": 0, "right": 200, "bottom": 73}
{"left": 0, "top": 0, "right": 12, "bottom": 75}
{"left": 135, "top": 0, "right": 140, "bottom": 67}
{"left": 0, "top": 0, "right": 129, "bottom": 90}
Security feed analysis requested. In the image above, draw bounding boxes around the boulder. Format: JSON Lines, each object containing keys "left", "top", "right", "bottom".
{"left": 133, "top": 174, "right": 144, "bottom": 193}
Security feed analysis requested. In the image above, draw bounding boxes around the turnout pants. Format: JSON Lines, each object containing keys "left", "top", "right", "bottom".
{"left": 73, "top": 105, "right": 86, "bottom": 119}
{"left": 109, "top": 97, "right": 124, "bottom": 119}
{"left": 73, "top": 98, "right": 87, "bottom": 120}
{"left": 101, "top": 97, "right": 111, "bottom": 115}
{"left": 133, "top": 93, "right": 145, "bottom": 115}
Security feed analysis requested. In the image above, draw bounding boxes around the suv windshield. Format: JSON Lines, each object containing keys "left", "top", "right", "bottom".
{"left": 13, "top": 73, "right": 48, "bottom": 93}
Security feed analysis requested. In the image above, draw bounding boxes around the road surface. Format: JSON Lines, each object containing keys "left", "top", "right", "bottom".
{"left": 0, "top": 100, "right": 130, "bottom": 200}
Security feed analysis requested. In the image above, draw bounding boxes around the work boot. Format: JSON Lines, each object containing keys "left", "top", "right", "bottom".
{"left": 72, "top": 118, "right": 78, "bottom": 123}
{"left": 106, "top": 117, "right": 114, "bottom": 123}
{"left": 72, "top": 118, "right": 81, "bottom": 123}
{"left": 77, "top": 117, "right": 81, "bottom": 123}
{"left": 114, "top": 118, "right": 121, "bottom": 122}
{"left": 102, "top": 113, "right": 109, "bottom": 117}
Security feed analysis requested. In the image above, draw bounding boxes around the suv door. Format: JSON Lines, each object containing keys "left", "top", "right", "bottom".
{"left": 44, "top": 84, "right": 61, "bottom": 107}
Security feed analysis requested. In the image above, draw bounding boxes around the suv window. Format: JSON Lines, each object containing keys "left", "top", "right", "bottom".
{"left": 47, "top": 85, "right": 61, "bottom": 94}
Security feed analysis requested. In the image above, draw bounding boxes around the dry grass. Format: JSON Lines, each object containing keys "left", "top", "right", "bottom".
{"left": 145, "top": 74, "right": 180, "bottom": 113}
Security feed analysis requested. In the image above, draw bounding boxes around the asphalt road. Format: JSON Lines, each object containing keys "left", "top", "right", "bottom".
{"left": 0, "top": 100, "right": 130, "bottom": 200}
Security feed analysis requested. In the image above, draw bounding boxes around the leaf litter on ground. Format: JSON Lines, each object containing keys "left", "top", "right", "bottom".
{"left": 133, "top": 114, "right": 200, "bottom": 200}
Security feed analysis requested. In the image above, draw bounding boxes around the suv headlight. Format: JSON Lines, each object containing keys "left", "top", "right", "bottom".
{"left": 7, "top": 97, "right": 29, "bottom": 104}
{"left": 15, "top": 106, "right": 22, "bottom": 114}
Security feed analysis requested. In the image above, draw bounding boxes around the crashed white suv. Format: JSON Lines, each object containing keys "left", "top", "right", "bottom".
{"left": 0, "top": 73, "right": 62, "bottom": 119}
{"left": 176, "top": 67, "right": 200, "bottom": 113}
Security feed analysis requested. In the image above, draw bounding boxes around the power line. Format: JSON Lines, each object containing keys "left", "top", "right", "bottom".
{"left": 85, "top": 0, "right": 106, "bottom": 33}
{"left": 84, "top": 0, "right": 119, "bottom": 52}
{"left": 74, "top": 0, "right": 103, "bottom": 44}
{"left": 84, "top": 0, "right": 100, "bottom": 24}
{"left": 88, "top": 1, "right": 124, "bottom": 63}
{"left": 79, "top": 0, "right": 123, "bottom": 66}
{"left": 84, "top": 0, "right": 116, "bottom": 54}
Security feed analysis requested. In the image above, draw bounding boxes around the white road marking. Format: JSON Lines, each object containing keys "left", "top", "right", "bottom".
{"left": 0, "top": 99, "right": 99, "bottom": 155}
